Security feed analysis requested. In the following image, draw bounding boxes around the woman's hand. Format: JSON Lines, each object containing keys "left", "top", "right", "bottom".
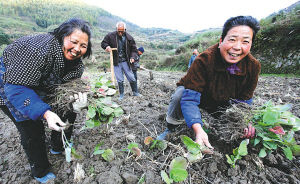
{"left": 43, "top": 110, "right": 66, "bottom": 132}
{"left": 241, "top": 123, "right": 255, "bottom": 139}
{"left": 70, "top": 92, "right": 88, "bottom": 113}
{"left": 192, "top": 123, "right": 213, "bottom": 149}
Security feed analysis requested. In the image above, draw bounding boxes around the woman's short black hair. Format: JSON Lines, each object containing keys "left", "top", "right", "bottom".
{"left": 221, "top": 16, "right": 260, "bottom": 43}
{"left": 51, "top": 18, "right": 92, "bottom": 59}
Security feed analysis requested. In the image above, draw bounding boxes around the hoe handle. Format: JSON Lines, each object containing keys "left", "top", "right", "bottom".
{"left": 110, "top": 48, "right": 117, "bottom": 86}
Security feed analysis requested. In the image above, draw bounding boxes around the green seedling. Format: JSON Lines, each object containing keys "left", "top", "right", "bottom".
{"left": 88, "top": 166, "right": 95, "bottom": 177}
{"left": 93, "top": 142, "right": 114, "bottom": 162}
{"left": 138, "top": 173, "right": 145, "bottom": 184}
{"left": 150, "top": 140, "right": 168, "bottom": 151}
{"left": 71, "top": 147, "right": 82, "bottom": 159}
{"left": 180, "top": 135, "right": 203, "bottom": 163}
{"left": 94, "top": 75, "right": 115, "bottom": 89}
{"left": 226, "top": 139, "right": 248, "bottom": 168}
{"left": 161, "top": 170, "right": 173, "bottom": 184}
{"left": 144, "top": 136, "right": 167, "bottom": 151}
{"left": 101, "top": 149, "right": 115, "bottom": 162}
{"left": 81, "top": 76, "right": 123, "bottom": 130}
{"left": 83, "top": 97, "right": 123, "bottom": 129}
{"left": 161, "top": 157, "right": 188, "bottom": 183}
{"left": 127, "top": 142, "right": 141, "bottom": 156}
{"left": 251, "top": 101, "right": 300, "bottom": 160}
{"left": 93, "top": 142, "right": 104, "bottom": 155}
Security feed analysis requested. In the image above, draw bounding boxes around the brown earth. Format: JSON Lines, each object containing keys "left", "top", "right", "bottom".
{"left": 0, "top": 70, "right": 299, "bottom": 184}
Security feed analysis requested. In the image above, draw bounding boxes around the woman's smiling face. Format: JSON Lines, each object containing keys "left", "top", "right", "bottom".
{"left": 219, "top": 25, "right": 253, "bottom": 64}
{"left": 63, "top": 29, "right": 88, "bottom": 61}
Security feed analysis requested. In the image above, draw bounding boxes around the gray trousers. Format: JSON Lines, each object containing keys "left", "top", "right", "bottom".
{"left": 166, "top": 86, "right": 185, "bottom": 125}
{"left": 114, "top": 62, "right": 136, "bottom": 83}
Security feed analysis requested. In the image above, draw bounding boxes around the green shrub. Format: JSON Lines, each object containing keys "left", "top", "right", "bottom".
{"left": 0, "top": 29, "right": 10, "bottom": 45}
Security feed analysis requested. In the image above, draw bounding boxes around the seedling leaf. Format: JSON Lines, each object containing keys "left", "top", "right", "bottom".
{"left": 87, "top": 105, "right": 96, "bottom": 119}
{"left": 138, "top": 173, "right": 146, "bottom": 184}
{"left": 263, "top": 110, "right": 279, "bottom": 124}
{"left": 128, "top": 143, "right": 139, "bottom": 151}
{"left": 169, "top": 157, "right": 187, "bottom": 171}
{"left": 144, "top": 136, "right": 154, "bottom": 145}
{"left": 161, "top": 170, "right": 173, "bottom": 184}
{"left": 113, "top": 107, "right": 124, "bottom": 117}
{"left": 169, "top": 168, "right": 188, "bottom": 182}
{"left": 226, "top": 154, "right": 234, "bottom": 165}
{"left": 282, "top": 147, "right": 293, "bottom": 160}
{"left": 102, "top": 149, "right": 114, "bottom": 162}
{"left": 131, "top": 147, "right": 141, "bottom": 157}
{"left": 291, "top": 144, "right": 300, "bottom": 156}
{"left": 101, "top": 106, "right": 114, "bottom": 116}
{"left": 187, "top": 152, "right": 203, "bottom": 163}
{"left": 180, "top": 135, "right": 201, "bottom": 154}
{"left": 85, "top": 119, "right": 95, "bottom": 129}
{"left": 254, "top": 138, "right": 261, "bottom": 146}
{"left": 156, "top": 140, "right": 168, "bottom": 151}
{"left": 93, "top": 149, "right": 105, "bottom": 155}
{"left": 259, "top": 148, "right": 267, "bottom": 158}
{"left": 238, "top": 140, "right": 248, "bottom": 156}
{"left": 71, "top": 147, "right": 82, "bottom": 159}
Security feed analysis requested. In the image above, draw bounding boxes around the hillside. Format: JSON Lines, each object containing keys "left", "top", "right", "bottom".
{"left": 251, "top": 1, "right": 300, "bottom": 74}
{"left": 0, "top": 0, "right": 299, "bottom": 73}
{"left": 0, "top": 1, "right": 299, "bottom": 184}
{"left": 161, "top": 2, "right": 300, "bottom": 74}
{"left": 0, "top": 0, "right": 188, "bottom": 70}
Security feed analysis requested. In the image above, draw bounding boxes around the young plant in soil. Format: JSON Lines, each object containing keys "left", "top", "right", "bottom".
{"left": 126, "top": 142, "right": 142, "bottom": 157}
{"left": 93, "top": 142, "right": 115, "bottom": 162}
{"left": 144, "top": 136, "right": 168, "bottom": 151}
{"left": 226, "top": 139, "right": 248, "bottom": 168}
{"left": 180, "top": 135, "right": 203, "bottom": 163}
{"left": 161, "top": 157, "right": 188, "bottom": 184}
{"left": 83, "top": 76, "right": 124, "bottom": 129}
{"left": 160, "top": 135, "right": 213, "bottom": 183}
{"left": 251, "top": 101, "right": 300, "bottom": 160}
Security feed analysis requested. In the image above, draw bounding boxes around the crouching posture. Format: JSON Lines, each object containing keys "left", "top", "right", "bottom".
{"left": 158, "top": 16, "right": 261, "bottom": 149}
{"left": 0, "top": 18, "right": 91, "bottom": 183}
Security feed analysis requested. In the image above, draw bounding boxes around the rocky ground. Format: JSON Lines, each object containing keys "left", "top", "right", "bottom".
{"left": 0, "top": 70, "right": 299, "bottom": 184}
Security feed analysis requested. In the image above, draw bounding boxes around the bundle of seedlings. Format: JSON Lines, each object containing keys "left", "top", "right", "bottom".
{"left": 46, "top": 78, "right": 91, "bottom": 116}
{"left": 203, "top": 102, "right": 254, "bottom": 152}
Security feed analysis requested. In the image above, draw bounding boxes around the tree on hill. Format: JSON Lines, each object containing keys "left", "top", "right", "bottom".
{"left": 0, "top": 30, "right": 10, "bottom": 46}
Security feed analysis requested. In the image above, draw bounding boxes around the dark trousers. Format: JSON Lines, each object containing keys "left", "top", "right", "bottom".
{"left": 132, "top": 70, "right": 137, "bottom": 81}
{"left": 0, "top": 106, "right": 76, "bottom": 178}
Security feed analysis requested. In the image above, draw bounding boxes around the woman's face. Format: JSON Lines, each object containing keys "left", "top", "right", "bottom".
{"left": 219, "top": 25, "right": 253, "bottom": 64}
{"left": 63, "top": 29, "right": 89, "bottom": 61}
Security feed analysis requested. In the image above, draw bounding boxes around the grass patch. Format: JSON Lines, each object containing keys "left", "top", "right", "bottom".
{"left": 260, "top": 73, "right": 300, "bottom": 78}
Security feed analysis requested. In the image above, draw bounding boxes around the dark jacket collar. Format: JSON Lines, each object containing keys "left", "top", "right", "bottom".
{"left": 214, "top": 44, "right": 247, "bottom": 76}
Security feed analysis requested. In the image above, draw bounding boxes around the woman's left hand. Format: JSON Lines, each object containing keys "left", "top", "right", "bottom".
{"left": 70, "top": 92, "right": 88, "bottom": 113}
{"left": 241, "top": 123, "right": 255, "bottom": 139}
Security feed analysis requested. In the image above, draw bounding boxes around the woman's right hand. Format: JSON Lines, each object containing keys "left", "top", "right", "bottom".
{"left": 192, "top": 123, "right": 213, "bottom": 149}
{"left": 43, "top": 110, "right": 66, "bottom": 132}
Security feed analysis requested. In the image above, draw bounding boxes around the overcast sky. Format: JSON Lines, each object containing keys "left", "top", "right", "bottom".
{"left": 84, "top": 0, "right": 299, "bottom": 33}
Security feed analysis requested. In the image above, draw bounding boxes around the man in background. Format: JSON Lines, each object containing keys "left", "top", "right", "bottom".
{"left": 132, "top": 46, "right": 144, "bottom": 81}
{"left": 101, "top": 22, "right": 141, "bottom": 100}
{"left": 188, "top": 49, "right": 199, "bottom": 68}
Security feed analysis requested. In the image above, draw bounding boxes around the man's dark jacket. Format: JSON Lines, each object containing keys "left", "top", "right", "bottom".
{"left": 101, "top": 31, "right": 138, "bottom": 66}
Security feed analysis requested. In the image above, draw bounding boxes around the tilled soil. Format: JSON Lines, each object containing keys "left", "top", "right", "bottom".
{"left": 0, "top": 70, "right": 299, "bottom": 184}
